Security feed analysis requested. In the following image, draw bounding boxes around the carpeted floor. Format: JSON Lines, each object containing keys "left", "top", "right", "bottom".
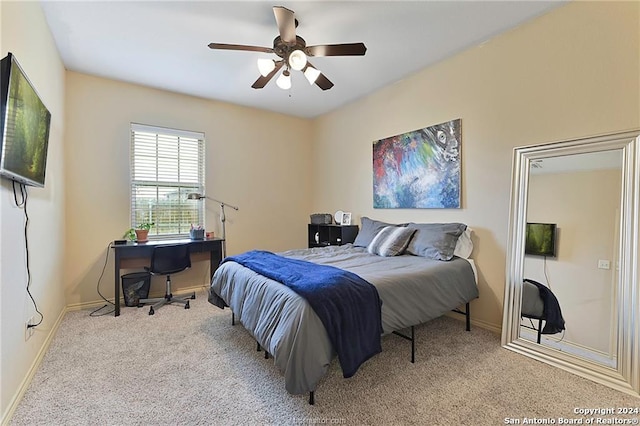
{"left": 9, "top": 290, "right": 639, "bottom": 425}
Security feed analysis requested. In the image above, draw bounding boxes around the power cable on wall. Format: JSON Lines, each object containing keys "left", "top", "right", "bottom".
{"left": 89, "top": 242, "right": 116, "bottom": 316}
{"left": 543, "top": 255, "right": 552, "bottom": 290}
{"left": 12, "top": 180, "right": 43, "bottom": 328}
{"left": 540, "top": 255, "right": 564, "bottom": 342}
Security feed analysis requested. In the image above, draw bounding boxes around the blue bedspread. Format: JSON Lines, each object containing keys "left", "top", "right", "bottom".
{"left": 224, "top": 250, "right": 383, "bottom": 378}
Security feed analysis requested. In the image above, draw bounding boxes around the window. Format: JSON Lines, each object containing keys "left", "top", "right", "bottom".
{"left": 130, "top": 123, "right": 204, "bottom": 239}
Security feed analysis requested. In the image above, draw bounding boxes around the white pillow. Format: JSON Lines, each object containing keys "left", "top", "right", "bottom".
{"left": 453, "top": 227, "right": 473, "bottom": 258}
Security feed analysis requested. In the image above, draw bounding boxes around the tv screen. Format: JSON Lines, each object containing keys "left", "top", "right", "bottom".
{"left": 0, "top": 52, "right": 51, "bottom": 187}
{"left": 525, "top": 222, "right": 557, "bottom": 257}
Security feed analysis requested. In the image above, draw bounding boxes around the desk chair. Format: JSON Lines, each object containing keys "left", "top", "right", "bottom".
{"left": 139, "top": 244, "right": 195, "bottom": 315}
{"left": 521, "top": 279, "right": 545, "bottom": 343}
{"left": 521, "top": 278, "right": 565, "bottom": 343}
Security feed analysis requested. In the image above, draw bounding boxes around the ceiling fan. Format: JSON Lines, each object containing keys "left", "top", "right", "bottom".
{"left": 208, "top": 6, "right": 367, "bottom": 91}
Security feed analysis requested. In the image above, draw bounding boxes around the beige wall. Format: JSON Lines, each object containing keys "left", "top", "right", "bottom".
{"left": 0, "top": 1, "right": 67, "bottom": 421}
{"left": 64, "top": 73, "right": 313, "bottom": 305}
{"left": 310, "top": 1, "right": 640, "bottom": 331}
{"left": 527, "top": 168, "right": 621, "bottom": 354}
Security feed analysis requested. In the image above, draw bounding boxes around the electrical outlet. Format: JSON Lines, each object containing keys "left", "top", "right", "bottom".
{"left": 25, "top": 316, "right": 34, "bottom": 341}
{"left": 597, "top": 259, "right": 611, "bottom": 270}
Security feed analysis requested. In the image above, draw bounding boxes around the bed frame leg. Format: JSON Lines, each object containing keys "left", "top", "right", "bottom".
{"left": 537, "top": 318, "right": 542, "bottom": 344}
{"left": 256, "top": 341, "right": 269, "bottom": 358}
{"left": 411, "top": 326, "right": 415, "bottom": 363}
{"left": 309, "top": 391, "right": 314, "bottom": 405}
{"left": 466, "top": 302, "right": 471, "bottom": 331}
{"left": 232, "top": 312, "right": 235, "bottom": 326}
{"left": 452, "top": 303, "right": 472, "bottom": 331}
{"left": 392, "top": 326, "right": 416, "bottom": 363}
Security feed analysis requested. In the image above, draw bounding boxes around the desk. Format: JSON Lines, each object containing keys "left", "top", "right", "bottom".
{"left": 111, "top": 238, "right": 224, "bottom": 317}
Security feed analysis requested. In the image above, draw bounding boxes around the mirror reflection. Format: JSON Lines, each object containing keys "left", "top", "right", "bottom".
{"left": 520, "top": 150, "right": 622, "bottom": 368}
{"left": 503, "top": 130, "right": 640, "bottom": 397}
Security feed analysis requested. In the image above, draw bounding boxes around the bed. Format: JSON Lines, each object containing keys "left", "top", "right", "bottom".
{"left": 208, "top": 219, "right": 479, "bottom": 403}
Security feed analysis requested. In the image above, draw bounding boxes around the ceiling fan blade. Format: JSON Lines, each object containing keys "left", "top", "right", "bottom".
{"left": 314, "top": 72, "right": 334, "bottom": 91}
{"left": 251, "top": 61, "right": 284, "bottom": 89}
{"left": 273, "top": 6, "right": 296, "bottom": 45}
{"left": 208, "top": 43, "right": 274, "bottom": 54}
{"left": 306, "top": 43, "right": 367, "bottom": 57}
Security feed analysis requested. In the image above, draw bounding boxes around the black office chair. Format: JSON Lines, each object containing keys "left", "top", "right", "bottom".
{"left": 521, "top": 278, "right": 565, "bottom": 343}
{"left": 139, "top": 244, "right": 195, "bottom": 315}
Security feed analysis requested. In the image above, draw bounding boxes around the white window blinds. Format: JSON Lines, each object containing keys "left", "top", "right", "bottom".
{"left": 130, "top": 123, "right": 204, "bottom": 238}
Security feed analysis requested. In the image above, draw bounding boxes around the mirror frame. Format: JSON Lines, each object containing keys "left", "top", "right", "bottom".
{"left": 502, "top": 129, "right": 640, "bottom": 397}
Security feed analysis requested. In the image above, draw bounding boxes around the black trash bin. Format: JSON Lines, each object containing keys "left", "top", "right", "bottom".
{"left": 121, "top": 272, "right": 151, "bottom": 307}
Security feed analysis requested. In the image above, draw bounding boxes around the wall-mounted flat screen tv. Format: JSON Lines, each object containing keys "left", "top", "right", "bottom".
{"left": 0, "top": 52, "right": 51, "bottom": 187}
{"left": 525, "top": 222, "right": 557, "bottom": 257}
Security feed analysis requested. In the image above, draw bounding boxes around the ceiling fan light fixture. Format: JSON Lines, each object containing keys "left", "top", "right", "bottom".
{"left": 208, "top": 6, "right": 365, "bottom": 91}
{"left": 288, "top": 49, "right": 307, "bottom": 71}
{"left": 257, "top": 58, "right": 276, "bottom": 77}
{"left": 303, "top": 66, "right": 321, "bottom": 85}
{"left": 276, "top": 69, "right": 292, "bottom": 90}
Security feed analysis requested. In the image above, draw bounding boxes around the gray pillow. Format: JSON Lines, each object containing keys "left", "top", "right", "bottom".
{"left": 405, "top": 223, "right": 467, "bottom": 261}
{"left": 367, "top": 226, "right": 416, "bottom": 257}
{"left": 353, "top": 217, "right": 403, "bottom": 247}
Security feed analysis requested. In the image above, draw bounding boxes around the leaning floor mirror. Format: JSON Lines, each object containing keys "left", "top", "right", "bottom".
{"left": 502, "top": 129, "right": 640, "bottom": 397}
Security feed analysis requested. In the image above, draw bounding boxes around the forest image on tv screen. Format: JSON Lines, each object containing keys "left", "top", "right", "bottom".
{"left": 2, "top": 60, "right": 50, "bottom": 185}
{"left": 525, "top": 223, "right": 555, "bottom": 256}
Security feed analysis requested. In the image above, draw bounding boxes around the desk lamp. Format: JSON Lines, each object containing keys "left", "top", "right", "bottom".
{"left": 187, "top": 193, "right": 239, "bottom": 259}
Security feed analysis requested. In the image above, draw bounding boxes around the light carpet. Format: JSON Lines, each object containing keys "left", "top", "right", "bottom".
{"left": 10, "top": 290, "right": 639, "bottom": 425}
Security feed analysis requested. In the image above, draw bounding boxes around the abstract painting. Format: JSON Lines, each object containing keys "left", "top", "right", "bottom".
{"left": 373, "top": 119, "right": 461, "bottom": 209}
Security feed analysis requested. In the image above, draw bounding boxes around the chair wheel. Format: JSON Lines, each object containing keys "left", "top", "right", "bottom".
{"left": 149, "top": 307, "right": 154, "bottom": 315}
{"left": 185, "top": 302, "right": 190, "bottom": 309}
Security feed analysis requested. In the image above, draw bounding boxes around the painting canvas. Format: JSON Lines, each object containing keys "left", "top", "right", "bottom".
{"left": 373, "top": 119, "right": 461, "bottom": 209}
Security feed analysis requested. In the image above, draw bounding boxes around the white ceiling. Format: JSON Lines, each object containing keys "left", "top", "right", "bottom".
{"left": 41, "top": 1, "right": 564, "bottom": 118}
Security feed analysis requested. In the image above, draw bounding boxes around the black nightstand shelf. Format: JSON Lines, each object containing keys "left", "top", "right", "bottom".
{"left": 308, "top": 224, "right": 358, "bottom": 248}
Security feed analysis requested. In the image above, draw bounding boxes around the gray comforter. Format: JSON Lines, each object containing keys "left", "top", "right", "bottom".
{"left": 209, "top": 244, "right": 478, "bottom": 395}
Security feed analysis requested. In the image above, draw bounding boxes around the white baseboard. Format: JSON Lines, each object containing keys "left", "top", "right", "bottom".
{"left": 65, "top": 284, "right": 209, "bottom": 312}
{"left": 519, "top": 326, "right": 617, "bottom": 367}
{"left": 444, "top": 311, "right": 502, "bottom": 334}
{"left": 471, "top": 317, "right": 502, "bottom": 334}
